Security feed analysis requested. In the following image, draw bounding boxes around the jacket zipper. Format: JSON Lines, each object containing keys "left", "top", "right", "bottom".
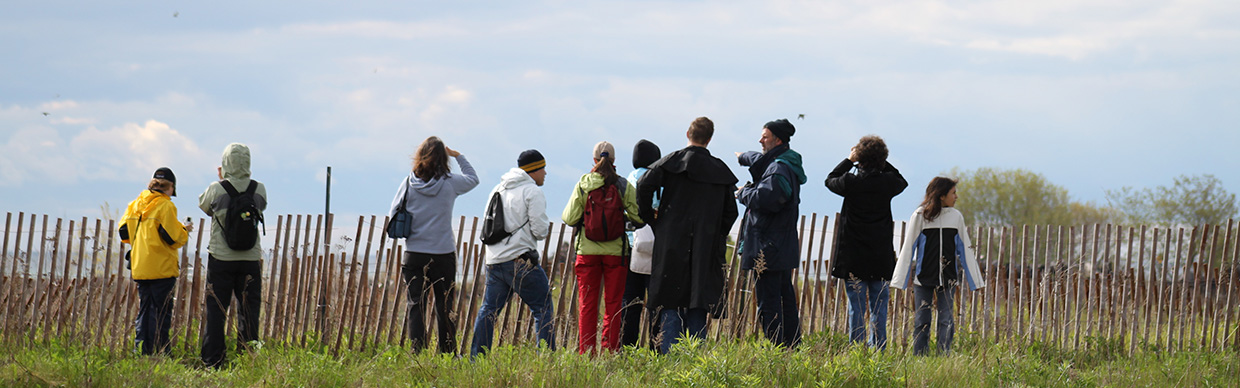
{"left": 938, "top": 224, "right": 944, "bottom": 287}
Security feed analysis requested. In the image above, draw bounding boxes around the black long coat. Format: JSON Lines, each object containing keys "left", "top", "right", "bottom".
{"left": 825, "top": 158, "right": 908, "bottom": 281}
{"left": 636, "top": 146, "right": 739, "bottom": 314}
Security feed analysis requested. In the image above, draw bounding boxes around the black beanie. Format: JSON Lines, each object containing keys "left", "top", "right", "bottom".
{"left": 631, "top": 139, "right": 661, "bottom": 169}
{"left": 153, "top": 167, "right": 177, "bottom": 196}
{"left": 517, "top": 149, "right": 546, "bottom": 173}
{"left": 764, "top": 119, "right": 795, "bottom": 143}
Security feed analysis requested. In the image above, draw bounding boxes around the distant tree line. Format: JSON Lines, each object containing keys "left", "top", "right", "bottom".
{"left": 946, "top": 167, "right": 1237, "bottom": 227}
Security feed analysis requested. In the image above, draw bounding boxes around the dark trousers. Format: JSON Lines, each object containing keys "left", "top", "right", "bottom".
{"left": 619, "top": 270, "right": 660, "bottom": 349}
{"left": 401, "top": 251, "right": 458, "bottom": 354}
{"left": 200, "top": 256, "right": 262, "bottom": 368}
{"left": 754, "top": 269, "right": 802, "bottom": 349}
{"left": 135, "top": 277, "right": 176, "bottom": 355}
{"left": 912, "top": 284, "right": 955, "bottom": 355}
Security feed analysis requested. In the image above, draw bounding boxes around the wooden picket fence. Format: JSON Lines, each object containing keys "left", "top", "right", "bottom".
{"left": 1, "top": 211, "right": 1237, "bottom": 355}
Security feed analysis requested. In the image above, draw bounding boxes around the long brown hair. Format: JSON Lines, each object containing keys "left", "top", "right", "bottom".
{"left": 412, "top": 136, "right": 450, "bottom": 181}
{"left": 920, "top": 177, "right": 958, "bottom": 221}
{"left": 592, "top": 154, "right": 618, "bottom": 186}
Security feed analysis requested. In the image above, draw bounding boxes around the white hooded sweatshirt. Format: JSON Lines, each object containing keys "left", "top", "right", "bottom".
{"left": 483, "top": 167, "right": 550, "bottom": 264}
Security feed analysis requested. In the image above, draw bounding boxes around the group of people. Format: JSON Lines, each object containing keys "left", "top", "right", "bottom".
{"left": 121, "top": 117, "right": 988, "bottom": 368}
{"left": 121, "top": 143, "right": 267, "bottom": 367}
{"left": 388, "top": 116, "right": 988, "bottom": 358}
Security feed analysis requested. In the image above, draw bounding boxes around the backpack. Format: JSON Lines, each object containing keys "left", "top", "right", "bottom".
{"left": 218, "top": 180, "right": 265, "bottom": 250}
{"left": 480, "top": 191, "right": 511, "bottom": 245}
{"left": 581, "top": 178, "right": 627, "bottom": 242}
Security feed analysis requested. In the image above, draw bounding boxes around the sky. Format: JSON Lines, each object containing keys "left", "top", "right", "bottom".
{"left": 3, "top": 0, "right": 1239, "bottom": 233}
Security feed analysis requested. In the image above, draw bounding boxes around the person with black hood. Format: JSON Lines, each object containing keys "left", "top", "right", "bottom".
{"left": 120, "top": 167, "right": 193, "bottom": 355}
{"left": 734, "top": 119, "right": 807, "bottom": 349}
{"left": 620, "top": 139, "right": 661, "bottom": 349}
{"left": 388, "top": 136, "right": 479, "bottom": 354}
{"left": 825, "top": 135, "right": 907, "bottom": 350}
{"left": 636, "top": 117, "right": 739, "bottom": 354}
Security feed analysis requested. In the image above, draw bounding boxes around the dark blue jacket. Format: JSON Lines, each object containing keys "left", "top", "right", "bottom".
{"left": 737, "top": 144, "right": 807, "bottom": 272}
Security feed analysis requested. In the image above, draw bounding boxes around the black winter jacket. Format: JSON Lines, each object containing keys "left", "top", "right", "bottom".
{"left": 825, "top": 159, "right": 907, "bottom": 281}
{"left": 637, "top": 146, "right": 738, "bottom": 314}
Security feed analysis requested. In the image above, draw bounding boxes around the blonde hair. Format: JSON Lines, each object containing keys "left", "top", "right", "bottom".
{"left": 147, "top": 179, "right": 174, "bottom": 195}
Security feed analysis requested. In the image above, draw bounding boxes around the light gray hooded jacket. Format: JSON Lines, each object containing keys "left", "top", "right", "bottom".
{"left": 198, "top": 143, "right": 268, "bottom": 261}
{"left": 388, "top": 155, "right": 479, "bottom": 254}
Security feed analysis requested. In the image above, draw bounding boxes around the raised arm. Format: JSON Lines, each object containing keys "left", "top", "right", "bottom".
{"left": 824, "top": 158, "right": 854, "bottom": 196}
{"left": 451, "top": 154, "right": 480, "bottom": 194}
{"left": 738, "top": 165, "right": 790, "bottom": 213}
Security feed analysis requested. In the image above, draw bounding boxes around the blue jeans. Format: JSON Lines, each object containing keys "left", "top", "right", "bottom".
{"left": 912, "top": 284, "right": 955, "bottom": 355}
{"left": 844, "top": 279, "right": 889, "bottom": 349}
{"left": 469, "top": 258, "right": 556, "bottom": 357}
{"left": 657, "top": 308, "right": 707, "bottom": 354}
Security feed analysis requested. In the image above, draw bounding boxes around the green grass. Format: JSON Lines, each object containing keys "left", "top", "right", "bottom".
{"left": 2, "top": 332, "right": 1237, "bottom": 387}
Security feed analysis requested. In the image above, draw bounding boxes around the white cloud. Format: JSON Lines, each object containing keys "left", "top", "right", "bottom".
{"left": 0, "top": 119, "right": 207, "bottom": 186}
{"left": 279, "top": 20, "right": 469, "bottom": 40}
{"left": 438, "top": 86, "right": 472, "bottom": 104}
{"left": 70, "top": 120, "right": 206, "bottom": 182}
{"left": 0, "top": 127, "right": 75, "bottom": 185}
{"left": 38, "top": 100, "right": 79, "bottom": 111}
{"left": 50, "top": 117, "right": 97, "bottom": 125}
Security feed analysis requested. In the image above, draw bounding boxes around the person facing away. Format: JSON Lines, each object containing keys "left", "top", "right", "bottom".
{"left": 735, "top": 118, "right": 807, "bottom": 349}
{"left": 198, "top": 143, "right": 268, "bottom": 369}
{"left": 892, "top": 177, "right": 985, "bottom": 356}
{"left": 120, "top": 167, "right": 192, "bottom": 355}
{"left": 561, "top": 141, "right": 643, "bottom": 355}
{"left": 389, "top": 136, "right": 478, "bottom": 354}
{"left": 825, "top": 135, "right": 907, "bottom": 350}
{"left": 470, "top": 149, "right": 556, "bottom": 357}
{"left": 636, "top": 116, "right": 739, "bottom": 354}
{"left": 620, "top": 139, "right": 662, "bottom": 349}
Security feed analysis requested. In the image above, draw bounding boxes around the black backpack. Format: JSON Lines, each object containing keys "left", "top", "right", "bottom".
{"left": 218, "top": 180, "right": 265, "bottom": 250}
{"left": 479, "top": 191, "right": 510, "bottom": 245}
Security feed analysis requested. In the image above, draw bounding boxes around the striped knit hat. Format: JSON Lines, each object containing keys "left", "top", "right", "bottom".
{"left": 517, "top": 149, "right": 546, "bottom": 173}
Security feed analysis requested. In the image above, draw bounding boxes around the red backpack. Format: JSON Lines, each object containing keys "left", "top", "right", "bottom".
{"left": 582, "top": 179, "right": 626, "bottom": 242}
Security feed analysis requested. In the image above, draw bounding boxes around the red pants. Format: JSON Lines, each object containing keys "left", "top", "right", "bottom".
{"left": 575, "top": 254, "right": 627, "bottom": 354}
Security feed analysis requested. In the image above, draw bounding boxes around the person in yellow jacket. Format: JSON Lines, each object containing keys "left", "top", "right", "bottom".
{"left": 561, "top": 141, "right": 643, "bottom": 354}
{"left": 119, "top": 167, "right": 192, "bottom": 355}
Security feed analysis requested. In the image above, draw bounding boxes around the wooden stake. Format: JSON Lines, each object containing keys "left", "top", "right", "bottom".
{"left": 263, "top": 215, "right": 284, "bottom": 339}
{"left": 186, "top": 218, "right": 206, "bottom": 352}
{"left": 83, "top": 219, "right": 101, "bottom": 346}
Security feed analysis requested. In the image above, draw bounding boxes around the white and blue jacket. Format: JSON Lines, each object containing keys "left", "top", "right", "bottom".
{"left": 892, "top": 207, "right": 986, "bottom": 290}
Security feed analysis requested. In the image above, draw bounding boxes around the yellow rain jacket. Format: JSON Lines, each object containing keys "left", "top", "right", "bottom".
{"left": 120, "top": 189, "right": 188, "bottom": 280}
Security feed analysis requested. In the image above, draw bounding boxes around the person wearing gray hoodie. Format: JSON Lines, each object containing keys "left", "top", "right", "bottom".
{"left": 388, "top": 136, "right": 479, "bottom": 354}
{"left": 198, "top": 143, "right": 267, "bottom": 369}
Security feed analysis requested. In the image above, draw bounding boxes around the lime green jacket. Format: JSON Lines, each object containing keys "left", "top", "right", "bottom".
{"left": 561, "top": 172, "right": 643, "bottom": 256}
